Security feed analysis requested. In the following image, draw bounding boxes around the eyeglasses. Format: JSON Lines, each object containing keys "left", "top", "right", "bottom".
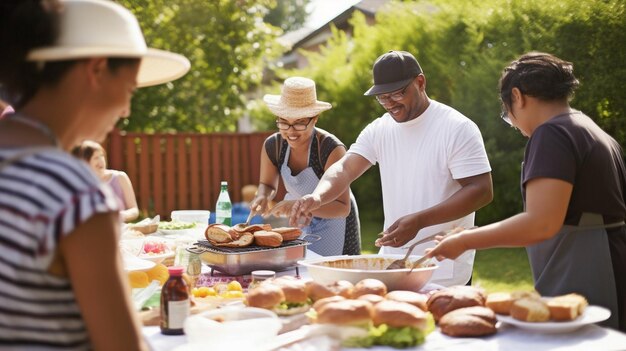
{"left": 375, "top": 84, "right": 410, "bottom": 104}
{"left": 500, "top": 111, "right": 512, "bottom": 126}
{"left": 276, "top": 117, "right": 314, "bottom": 131}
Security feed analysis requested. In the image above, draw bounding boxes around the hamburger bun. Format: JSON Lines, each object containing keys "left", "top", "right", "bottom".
{"left": 385, "top": 291, "right": 428, "bottom": 311}
{"left": 357, "top": 294, "right": 385, "bottom": 305}
{"left": 213, "top": 232, "right": 254, "bottom": 247}
{"left": 316, "top": 299, "right": 373, "bottom": 326}
{"left": 439, "top": 306, "right": 497, "bottom": 337}
{"left": 205, "top": 224, "right": 236, "bottom": 243}
{"left": 253, "top": 230, "right": 283, "bottom": 247}
{"left": 312, "top": 295, "right": 346, "bottom": 311}
{"left": 233, "top": 223, "right": 271, "bottom": 233}
{"left": 327, "top": 280, "right": 355, "bottom": 299}
{"left": 246, "top": 284, "right": 285, "bottom": 309}
{"left": 353, "top": 279, "right": 387, "bottom": 298}
{"left": 272, "top": 277, "right": 308, "bottom": 303}
{"left": 305, "top": 281, "right": 336, "bottom": 301}
{"left": 427, "top": 286, "right": 486, "bottom": 322}
{"left": 272, "top": 227, "right": 302, "bottom": 241}
{"left": 372, "top": 300, "right": 427, "bottom": 329}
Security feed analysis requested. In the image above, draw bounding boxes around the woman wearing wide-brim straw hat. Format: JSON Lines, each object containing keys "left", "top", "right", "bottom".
{"left": 252, "top": 77, "right": 361, "bottom": 256}
{"left": 0, "top": 0, "right": 189, "bottom": 349}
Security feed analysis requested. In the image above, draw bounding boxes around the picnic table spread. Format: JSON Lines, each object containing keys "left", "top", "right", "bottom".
{"left": 142, "top": 249, "right": 626, "bottom": 351}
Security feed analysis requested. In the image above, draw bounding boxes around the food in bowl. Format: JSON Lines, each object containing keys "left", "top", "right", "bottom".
{"left": 299, "top": 254, "right": 437, "bottom": 292}
{"left": 159, "top": 221, "right": 196, "bottom": 230}
{"left": 315, "top": 257, "right": 434, "bottom": 270}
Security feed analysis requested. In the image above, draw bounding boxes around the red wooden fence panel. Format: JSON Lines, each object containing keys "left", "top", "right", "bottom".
{"left": 106, "top": 129, "right": 275, "bottom": 219}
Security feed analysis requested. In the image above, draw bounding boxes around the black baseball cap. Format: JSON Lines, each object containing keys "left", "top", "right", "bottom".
{"left": 363, "top": 50, "right": 423, "bottom": 96}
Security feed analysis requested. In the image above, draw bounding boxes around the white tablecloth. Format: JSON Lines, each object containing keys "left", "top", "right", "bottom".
{"left": 144, "top": 249, "right": 626, "bottom": 350}
{"left": 144, "top": 323, "right": 626, "bottom": 351}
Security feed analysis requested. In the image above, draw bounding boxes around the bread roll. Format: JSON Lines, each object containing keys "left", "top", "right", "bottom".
{"left": 233, "top": 223, "right": 272, "bottom": 233}
{"left": 439, "top": 306, "right": 497, "bottom": 337}
{"left": 358, "top": 294, "right": 385, "bottom": 305}
{"left": 305, "top": 281, "right": 336, "bottom": 302}
{"left": 213, "top": 232, "right": 254, "bottom": 247}
{"left": 312, "top": 295, "right": 346, "bottom": 311}
{"left": 246, "top": 284, "right": 285, "bottom": 309}
{"left": 253, "top": 230, "right": 283, "bottom": 247}
{"left": 427, "top": 286, "right": 486, "bottom": 322}
{"left": 547, "top": 293, "right": 588, "bottom": 321}
{"left": 316, "top": 299, "right": 373, "bottom": 325}
{"left": 272, "top": 227, "right": 302, "bottom": 241}
{"left": 385, "top": 290, "right": 428, "bottom": 311}
{"left": 510, "top": 297, "right": 550, "bottom": 322}
{"left": 372, "top": 300, "right": 427, "bottom": 329}
{"left": 205, "top": 224, "right": 236, "bottom": 244}
{"left": 327, "top": 280, "right": 354, "bottom": 299}
{"left": 353, "top": 279, "right": 387, "bottom": 298}
{"left": 486, "top": 292, "right": 513, "bottom": 315}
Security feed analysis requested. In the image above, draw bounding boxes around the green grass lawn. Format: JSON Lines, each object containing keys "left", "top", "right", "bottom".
{"left": 360, "top": 217, "right": 534, "bottom": 293}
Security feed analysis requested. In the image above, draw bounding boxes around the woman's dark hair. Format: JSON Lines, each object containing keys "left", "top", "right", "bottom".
{"left": 499, "top": 52, "right": 580, "bottom": 110}
{"left": 71, "top": 140, "right": 105, "bottom": 162}
{"left": 0, "top": 0, "right": 139, "bottom": 108}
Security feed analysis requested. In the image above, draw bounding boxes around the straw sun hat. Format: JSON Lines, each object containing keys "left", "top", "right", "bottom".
{"left": 263, "top": 77, "right": 331, "bottom": 120}
{"left": 26, "top": 0, "right": 190, "bottom": 87}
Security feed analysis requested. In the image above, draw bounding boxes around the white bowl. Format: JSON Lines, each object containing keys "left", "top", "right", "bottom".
{"left": 298, "top": 254, "right": 437, "bottom": 291}
{"left": 184, "top": 307, "right": 281, "bottom": 348}
{"left": 171, "top": 210, "right": 210, "bottom": 225}
{"left": 122, "top": 251, "right": 156, "bottom": 272}
{"left": 138, "top": 251, "right": 175, "bottom": 264}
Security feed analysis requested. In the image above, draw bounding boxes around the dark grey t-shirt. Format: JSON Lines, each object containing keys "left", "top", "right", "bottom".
{"left": 522, "top": 111, "right": 626, "bottom": 225}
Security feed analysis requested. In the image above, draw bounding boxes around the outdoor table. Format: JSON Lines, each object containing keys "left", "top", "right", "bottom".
{"left": 142, "top": 249, "right": 626, "bottom": 350}
{"left": 143, "top": 322, "right": 626, "bottom": 351}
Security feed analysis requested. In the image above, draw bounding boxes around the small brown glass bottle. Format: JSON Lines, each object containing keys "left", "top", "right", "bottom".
{"left": 160, "top": 266, "right": 190, "bottom": 335}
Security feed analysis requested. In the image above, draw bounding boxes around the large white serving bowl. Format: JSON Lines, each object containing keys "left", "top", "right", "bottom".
{"left": 298, "top": 254, "right": 437, "bottom": 291}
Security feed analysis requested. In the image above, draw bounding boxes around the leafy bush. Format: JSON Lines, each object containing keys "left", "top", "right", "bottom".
{"left": 255, "top": 0, "right": 625, "bottom": 225}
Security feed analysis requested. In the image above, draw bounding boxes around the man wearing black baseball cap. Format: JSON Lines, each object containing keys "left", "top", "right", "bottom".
{"left": 283, "top": 50, "right": 493, "bottom": 286}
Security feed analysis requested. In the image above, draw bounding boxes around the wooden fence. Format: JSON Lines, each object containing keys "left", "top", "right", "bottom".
{"left": 105, "top": 129, "right": 276, "bottom": 219}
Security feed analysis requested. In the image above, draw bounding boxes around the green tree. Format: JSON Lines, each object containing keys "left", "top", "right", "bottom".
{"left": 117, "top": 0, "right": 283, "bottom": 132}
{"left": 264, "top": 0, "right": 310, "bottom": 32}
{"left": 251, "top": 0, "right": 626, "bottom": 224}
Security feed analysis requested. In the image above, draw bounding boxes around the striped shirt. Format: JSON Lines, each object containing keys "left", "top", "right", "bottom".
{"left": 0, "top": 147, "right": 119, "bottom": 350}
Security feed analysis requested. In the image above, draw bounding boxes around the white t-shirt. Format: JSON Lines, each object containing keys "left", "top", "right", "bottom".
{"left": 348, "top": 99, "right": 491, "bottom": 286}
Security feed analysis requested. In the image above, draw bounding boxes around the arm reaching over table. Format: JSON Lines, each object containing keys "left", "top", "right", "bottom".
{"left": 288, "top": 153, "right": 372, "bottom": 227}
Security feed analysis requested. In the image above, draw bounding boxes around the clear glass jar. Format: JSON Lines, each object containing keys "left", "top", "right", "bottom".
{"left": 249, "top": 270, "right": 276, "bottom": 290}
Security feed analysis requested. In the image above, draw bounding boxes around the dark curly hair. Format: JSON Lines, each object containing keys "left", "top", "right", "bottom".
{"left": 499, "top": 52, "right": 579, "bottom": 110}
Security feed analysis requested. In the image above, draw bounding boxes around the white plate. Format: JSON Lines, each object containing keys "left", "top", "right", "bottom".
{"left": 497, "top": 305, "right": 611, "bottom": 333}
{"left": 158, "top": 228, "right": 194, "bottom": 236}
{"left": 122, "top": 252, "right": 156, "bottom": 272}
{"left": 138, "top": 251, "right": 175, "bottom": 264}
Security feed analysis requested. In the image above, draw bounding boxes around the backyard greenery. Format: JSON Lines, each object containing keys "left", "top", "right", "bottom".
{"left": 117, "top": 0, "right": 624, "bottom": 289}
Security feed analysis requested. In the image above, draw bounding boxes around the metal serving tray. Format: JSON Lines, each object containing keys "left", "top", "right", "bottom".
{"left": 188, "top": 238, "right": 312, "bottom": 276}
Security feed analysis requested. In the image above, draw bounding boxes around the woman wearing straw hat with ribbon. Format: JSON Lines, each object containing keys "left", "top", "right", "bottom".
{"left": 0, "top": 0, "right": 189, "bottom": 349}
{"left": 251, "top": 77, "right": 361, "bottom": 256}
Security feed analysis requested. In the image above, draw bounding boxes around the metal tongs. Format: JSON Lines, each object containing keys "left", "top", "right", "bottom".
{"left": 384, "top": 226, "right": 477, "bottom": 270}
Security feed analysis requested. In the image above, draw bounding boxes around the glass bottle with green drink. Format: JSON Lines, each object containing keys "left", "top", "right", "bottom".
{"left": 215, "top": 181, "right": 232, "bottom": 225}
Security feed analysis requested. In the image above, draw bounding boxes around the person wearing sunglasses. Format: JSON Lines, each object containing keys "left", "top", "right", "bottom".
{"left": 283, "top": 51, "right": 493, "bottom": 287}
{"left": 426, "top": 52, "right": 626, "bottom": 331}
{"left": 250, "top": 77, "right": 361, "bottom": 256}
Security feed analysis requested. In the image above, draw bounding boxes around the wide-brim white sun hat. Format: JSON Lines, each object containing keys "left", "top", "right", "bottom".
{"left": 263, "top": 77, "right": 331, "bottom": 120}
{"left": 26, "top": 0, "right": 190, "bottom": 87}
